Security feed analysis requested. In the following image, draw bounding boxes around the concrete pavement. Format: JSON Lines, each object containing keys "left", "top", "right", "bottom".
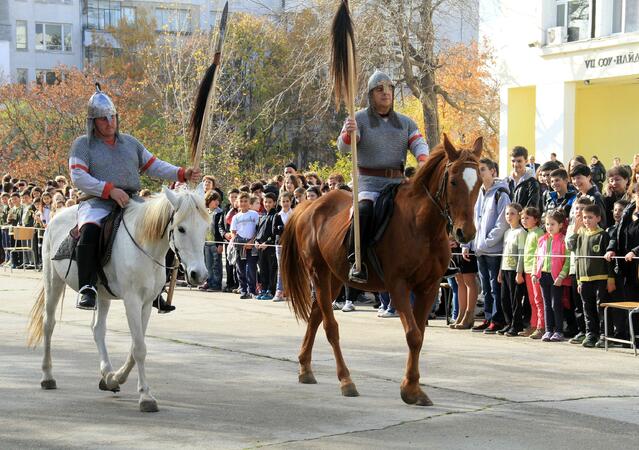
{"left": 0, "top": 271, "right": 637, "bottom": 449}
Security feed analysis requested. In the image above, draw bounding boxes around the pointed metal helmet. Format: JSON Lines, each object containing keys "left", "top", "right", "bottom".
{"left": 86, "top": 83, "right": 118, "bottom": 141}
{"left": 366, "top": 70, "right": 401, "bottom": 128}
{"left": 367, "top": 70, "right": 394, "bottom": 92}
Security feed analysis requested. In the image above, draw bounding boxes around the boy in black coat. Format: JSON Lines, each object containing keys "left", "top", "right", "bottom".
{"left": 255, "top": 192, "right": 278, "bottom": 300}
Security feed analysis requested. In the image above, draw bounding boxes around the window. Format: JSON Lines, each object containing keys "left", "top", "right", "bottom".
{"left": 556, "top": 0, "right": 592, "bottom": 42}
{"left": 16, "top": 20, "right": 27, "bottom": 50}
{"left": 87, "top": 0, "right": 122, "bottom": 30}
{"left": 155, "top": 8, "right": 192, "bottom": 33}
{"left": 16, "top": 69, "right": 28, "bottom": 85}
{"left": 613, "top": 0, "right": 639, "bottom": 33}
{"left": 122, "top": 6, "right": 136, "bottom": 24}
{"left": 36, "top": 70, "right": 59, "bottom": 86}
{"left": 35, "top": 23, "right": 72, "bottom": 52}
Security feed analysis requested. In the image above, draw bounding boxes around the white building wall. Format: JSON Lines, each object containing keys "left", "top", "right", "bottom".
{"left": 480, "top": 0, "right": 639, "bottom": 171}
{"left": 8, "top": 0, "right": 82, "bottom": 83}
{"left": 0, "top": 41, "right": 10, "bottom": 82}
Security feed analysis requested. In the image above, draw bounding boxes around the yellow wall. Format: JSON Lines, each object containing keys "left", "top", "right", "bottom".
{"left": 507, "top": 87, "right": 536, "bottom": 157}
{"left": 575, "top": 82, "right": 639, "bottom": 167}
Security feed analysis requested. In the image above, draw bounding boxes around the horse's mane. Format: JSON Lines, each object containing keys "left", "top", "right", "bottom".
{"left": 136, "top": 191, "right": 208, "bottom": 244}
{"left": 410, "top": 145, "right": 478, "bottom": 195}
{"left": 410, "top": 146, "right": 447, "bottom": 194}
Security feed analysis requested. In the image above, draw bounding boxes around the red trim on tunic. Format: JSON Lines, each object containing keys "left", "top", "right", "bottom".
{"left": 417, "top": 154, "right": 428, "bottom": 162}
{"left": 177, "top": 167, "right": 186, "bottom": 183}
{"left": 70, "top": 164, "right": 89, "bottom": 173}
{"left": 408, "top": 133, "right": 423, "bottom": 146}
{"left": 341, "top": 132, "right": 351, "bottom": 145}
{"left": 140, "top": 155, "right": 157, "bottom": 173}
{"left": 101, "top": 182, "right": 114, "bottom": 199}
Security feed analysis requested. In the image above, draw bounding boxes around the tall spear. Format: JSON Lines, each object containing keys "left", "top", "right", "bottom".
{"left": 165, "top": 2, "right": 229, "bottom": 307}
{"left": 330, "top": 0, "right": 362, "bottom": 277}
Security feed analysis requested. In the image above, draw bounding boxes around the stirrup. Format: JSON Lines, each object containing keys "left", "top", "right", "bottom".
{"left": 77, "top": 285, "right": 98, "bottom": 310}
{"left": 349, "top": 263, "right": 368, "bottom": 284}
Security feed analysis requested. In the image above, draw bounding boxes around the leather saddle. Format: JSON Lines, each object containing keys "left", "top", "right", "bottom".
{"left": 345, "top": 182, "right": 401, "bottom": 281}
{"left": 52, "top": 206, "right": 124, "bottom": 295}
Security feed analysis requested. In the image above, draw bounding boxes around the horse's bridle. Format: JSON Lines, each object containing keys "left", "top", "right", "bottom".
{"left": 121, "top": 208, "right": 180, "bottom": 270}
{"left": 422, "top": 159, "right": 479, "bottom": 235}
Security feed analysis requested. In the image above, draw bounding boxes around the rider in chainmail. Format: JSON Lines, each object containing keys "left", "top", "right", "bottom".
{"left": 337, "top": 70, "right": 429, "bottom": 283}
{"left": 69, "top": 85, "right": 201, "bottom": 311}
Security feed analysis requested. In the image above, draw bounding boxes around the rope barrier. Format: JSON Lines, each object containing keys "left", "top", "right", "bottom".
{"left": 3, "top": 226, "right": 638, "bottom": 260}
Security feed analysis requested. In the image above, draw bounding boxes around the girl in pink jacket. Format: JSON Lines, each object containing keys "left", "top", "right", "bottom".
{"left": 532, "top": 209, "right": 571, "bottom": 342}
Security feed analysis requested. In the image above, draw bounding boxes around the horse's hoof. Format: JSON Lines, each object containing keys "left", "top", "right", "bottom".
{"left": 99, "top": 379, "right": 120, "bottom": 393}
{"left": 41, "top": 379, "right": 57, "bottom": 390}
{"left": 139, "top": 398, "right": 159, "bottom": 413}
{"left": 340, "top": 382, "right": 360, "bottom": 397}
{"left": 401, "top": 388, "right": 433, "bottom": 406}
{"left": 299, "top": 372, "right": 317, "bottom": 384}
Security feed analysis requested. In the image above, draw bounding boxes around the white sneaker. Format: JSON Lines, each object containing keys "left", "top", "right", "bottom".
{"left": 381, "top": 310, "right": 399, "bottom": 318}
{"left": 272, "top": 290, "right": 285, "bottom": 302}
{"left": 332, "top": 301, "right": 344, "bottom": 310}
{"left": 377, "top": 306, "right": 387, "bottom": 317}
{"left": 342, "top": 300, "right": 355, "bottom": 312}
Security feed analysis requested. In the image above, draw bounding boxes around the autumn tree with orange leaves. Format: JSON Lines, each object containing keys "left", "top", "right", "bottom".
{"left": 0, "top": 67, "right": 188, "bottom": 184}
{"left": 0, "top": 1, "right": 499, "bottom": 185}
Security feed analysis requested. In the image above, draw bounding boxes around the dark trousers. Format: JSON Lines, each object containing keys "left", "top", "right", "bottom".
{"left": 540, "top": 272, "right": 564, "bottom": 333}
{"left": 1, "top": 228, "right": 9, "bottom": 263}
{"left": 32, "top": 232, "right": 41, "bottom": 268}
{"left": 579, "top": 280, "right": 605, "bottom": 337}
{"left": 236, "top": 254, "right": 258, "bottom": 295}
{"left": 477, "top": 255, "right": 504, "bottom": 324}
{"left": 568, "top": 274, "right": 586, "bottom": 335}
{"left": 500, "top": 270, "right": 526, "bottom": 331}
{"left": 204, "top": 244, "right": 223, "bottom": 289}
{"left": 258, "top": 247, "right": 277, "bottom": 293}
{"left": 10, "top": 235, "right": 23, "bottom": 267}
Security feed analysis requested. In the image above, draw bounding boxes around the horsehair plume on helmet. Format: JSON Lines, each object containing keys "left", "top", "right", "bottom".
{"left": 87, "top": 82, "right": 119, "bottom": 143}
{"left": 366, "top": 69, "right": 401, "bottom": 129}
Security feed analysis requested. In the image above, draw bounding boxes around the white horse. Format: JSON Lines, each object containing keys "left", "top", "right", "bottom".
{"left": 27, "top": 187, "right": 209, "bottom": 412}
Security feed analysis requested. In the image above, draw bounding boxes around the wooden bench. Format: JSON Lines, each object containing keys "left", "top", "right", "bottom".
{"left": 600, "top": 302, "right": 639, "bottom": 356}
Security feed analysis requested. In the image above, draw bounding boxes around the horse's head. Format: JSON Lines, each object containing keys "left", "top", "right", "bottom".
{"left": 163, "top": 187, "right": 209, "bottom": 286}
{"left": 440, "top": 134, "right": 483, "bottom": 244}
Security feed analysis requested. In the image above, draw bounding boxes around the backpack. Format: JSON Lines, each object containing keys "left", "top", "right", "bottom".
{"left": 494, "top": 186, "right": 511, "bottom": 206}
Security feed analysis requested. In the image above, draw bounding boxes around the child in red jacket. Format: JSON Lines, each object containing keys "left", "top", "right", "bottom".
{"left": 532, "top": 209, "right": 571, "bottom": 342}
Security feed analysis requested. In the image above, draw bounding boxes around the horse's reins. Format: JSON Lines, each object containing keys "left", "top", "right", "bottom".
{"left": 121, "top": 209, "right": 180, "bottom": 270}
{"left": 422, "top": 159, "right": 479, "bottom": 235}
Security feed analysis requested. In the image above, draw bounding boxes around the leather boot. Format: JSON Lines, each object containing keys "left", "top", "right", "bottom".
{"left": 348, "top": 200, "right": 373, "bottom": 284}
{"left": 153, "top": 291, "right": 176, "bottom": 314}
{"left": 76, "top": 224, "right": 100, "bottom": 310}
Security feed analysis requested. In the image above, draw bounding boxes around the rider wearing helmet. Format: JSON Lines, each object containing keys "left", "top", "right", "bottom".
{"left": 69, "top": 84, "right": 201, "bottom": 311}
{"left": 337, "top": 70, "right": 430, "bottom": 283}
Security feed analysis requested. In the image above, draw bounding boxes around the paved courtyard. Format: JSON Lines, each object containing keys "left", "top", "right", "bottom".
{"left": 0, "top": 271, "right": 638, "bottom": 449}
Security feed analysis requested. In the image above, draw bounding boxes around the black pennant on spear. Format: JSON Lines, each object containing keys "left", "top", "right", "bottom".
{"left": 189, "top": 0, "right": 229, "bottom": 169}
{"left": 330, "top": 0, "right": 362, "bottom": 277}
{"left": 165, "top": 1, "right": 228, "bottom": 308}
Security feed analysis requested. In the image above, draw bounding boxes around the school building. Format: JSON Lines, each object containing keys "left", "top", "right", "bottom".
{"left": 480, "top": 0, "right": 639, "bottom": 173}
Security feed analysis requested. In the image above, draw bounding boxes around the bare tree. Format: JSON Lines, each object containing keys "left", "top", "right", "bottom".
{"left": 369, "top": 0, "right": 496, "bottom": 146}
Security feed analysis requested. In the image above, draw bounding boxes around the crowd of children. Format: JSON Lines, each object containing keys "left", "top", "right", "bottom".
{"left": 451, "top": 146, "right": 639, "bottom": 349}
{"left": 197, "top": 166, "right": 352, "bottom": 302}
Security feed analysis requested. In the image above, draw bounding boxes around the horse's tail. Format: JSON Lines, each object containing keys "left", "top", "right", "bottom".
{"left": 281, "top": 210, "right": 312, "bottom": 322}
{"left": 27, "top": 286, "right": 45, "bottom": 348}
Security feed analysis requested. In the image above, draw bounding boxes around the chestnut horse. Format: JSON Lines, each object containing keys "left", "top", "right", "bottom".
{"left": 280, "top": 135, "right": 482, "bottom": 406}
